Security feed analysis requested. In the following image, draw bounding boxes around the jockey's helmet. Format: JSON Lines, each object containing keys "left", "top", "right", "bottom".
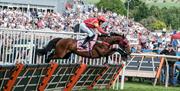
{"left": 97, "top": 16, "right": 106, "bottom": 22}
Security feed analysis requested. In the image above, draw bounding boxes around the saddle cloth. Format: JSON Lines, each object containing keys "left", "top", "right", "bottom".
{"left": 77, "top": 35, "right": 98, "bottom": 51}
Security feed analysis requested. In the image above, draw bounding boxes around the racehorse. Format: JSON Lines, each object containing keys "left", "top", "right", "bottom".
{"left": 36, "top": 32, "right": 131, "bottom": 63}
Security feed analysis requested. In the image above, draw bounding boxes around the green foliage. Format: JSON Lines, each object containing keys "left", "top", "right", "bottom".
{"left": 124, "top": 0, "right": 179, "bottom": 30}
{"left": 81, "top": 82, "right": 180, "bottom": 91}
{"left": 140, "top": 16, "right": 157, "bottom": 31}
{"left": 132, "top": 3, "right": 150, "bottom": 21}
{"left": 158, "top": 7, "right": 180, "bottom": 30}
{"left": 85, "top": 0, "right": 100, "bottom": 4}
{"left": 124, "top": 0, "right": 150, "bottom": 21}
{"left": 94, "top": 0, "right": 180, "bottom": 30}
{"left": 124, "top": 0, "right": 143, "bottom": 10}
{"left": 96, "top": 0, "right": 126, "bottom": 15}
{"left": 140, "top": 16, "right": 167, "bottom": 31}
{"left": 149, "top": 5, "right": 161, "bottom": 18}
{"left": 144, "top": 0, "right": 180, "bottom": 8}
{"left": 150, "top": 20, "right": 167, "bottom": 30}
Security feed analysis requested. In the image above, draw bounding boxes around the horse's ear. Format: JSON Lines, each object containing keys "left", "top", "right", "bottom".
{"left": 122, "top": 32, "right": 128, "bottom": 38}
{"left": 122, "top": 34, "right": 125, "bottom": 38}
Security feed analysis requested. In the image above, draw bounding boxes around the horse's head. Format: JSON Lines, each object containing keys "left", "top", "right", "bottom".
{"left": 109, "top": 32, "right": 131, "bottom": 59}
{"left": 98, "top": 32, "right": 131, "bottom": 60}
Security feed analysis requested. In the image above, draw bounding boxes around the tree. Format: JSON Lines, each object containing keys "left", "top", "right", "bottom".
{"left": 96, "top": 0, "right": 126, "bottom": 15}
{"left": 124, "top": 0, "right": 150, "bottom": 21}
{"left": 132, "top": 3, "right": 150, "bottom": 21}
{"left": 157, "top": 7, "right": 180, "bottom": 30}
{"left": 149, "top": 5, "right": 161, "bottom": 18}
{"left": 95, "top": 0, "right": 180, "bottom": 30}
{"left": 140, "top": 16, "right": 157, "bottom": 31}
{"left": 150, "top": 20, "right": 167, "bottom": 30}
{"left": 124, "top": 0, "right": 143, "bottom": 10}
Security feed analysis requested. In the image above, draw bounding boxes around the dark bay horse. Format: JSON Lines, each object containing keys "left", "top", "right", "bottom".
{"left": 36, "top": 32, "right": 131, "bottom": 63}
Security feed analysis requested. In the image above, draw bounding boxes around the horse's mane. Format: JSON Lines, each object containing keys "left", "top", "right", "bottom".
{"left": 98, "top": 31, "right": 125, "bottom": 38}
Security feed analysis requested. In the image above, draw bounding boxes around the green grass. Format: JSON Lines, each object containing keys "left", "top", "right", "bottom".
{"left": 85, "top": 0, "right": 100, "bottom": 4}
{"left": 144, "top": 0, "right": 180, "bottom": 8}
{"left": 122, "top": 82, "right": 180, "bottom": 91}
{"left": 80, "top": 82, "right": 180, "bottom": 91}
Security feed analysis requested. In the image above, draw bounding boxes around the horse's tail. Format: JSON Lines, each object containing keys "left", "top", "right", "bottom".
{"left": 36, "top": 38, "right": 62, "bottom": 55}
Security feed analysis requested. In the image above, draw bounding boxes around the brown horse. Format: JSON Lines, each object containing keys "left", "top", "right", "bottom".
{"left": 36, "top": 32, "right": 131, "bottom": 63}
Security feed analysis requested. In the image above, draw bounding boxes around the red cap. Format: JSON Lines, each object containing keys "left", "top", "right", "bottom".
{"left": 97, "top": 16, "right": 106, "bottom": 22}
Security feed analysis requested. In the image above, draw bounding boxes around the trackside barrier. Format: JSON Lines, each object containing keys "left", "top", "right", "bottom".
{"left": 1, "top": 28, "right": 127, "bottom": 65}
{"left": 125, "top": 55, "right": 159, "bottom": 78}
{"left": 128, "top": 53, "right": 180, "bottom": 87}
{"left": 52, "top": 53, "right": 122, "bottom": 66}
{"left": 0, "top": 28, "right": 86, "bottom": 64}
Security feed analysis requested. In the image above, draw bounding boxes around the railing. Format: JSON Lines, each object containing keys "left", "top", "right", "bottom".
{"left": 0, "top": 28, "right": 86, "bottom": 64}
{"left": 0, "top": 28, "right": 123, "bottom": 65}
{"left": 127, "top": 53, "right": 180, "bottom": 87}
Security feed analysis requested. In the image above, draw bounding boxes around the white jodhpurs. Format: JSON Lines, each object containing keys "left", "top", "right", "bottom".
{"left": 79, "top": 22, "right": 95, "bottom": 37}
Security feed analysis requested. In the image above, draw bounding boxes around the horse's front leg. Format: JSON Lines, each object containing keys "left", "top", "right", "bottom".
{"left": 45, "top": 52, "right": 55, "bottom": 63}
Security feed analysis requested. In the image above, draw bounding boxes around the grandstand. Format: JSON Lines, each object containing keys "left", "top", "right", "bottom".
{"left": 0, "top": 0, "right": 67, "bottom": 12}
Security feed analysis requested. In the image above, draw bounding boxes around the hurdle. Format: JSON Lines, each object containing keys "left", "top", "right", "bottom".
{"left": 0, "top": 53, "right": 125, "bottom": 91}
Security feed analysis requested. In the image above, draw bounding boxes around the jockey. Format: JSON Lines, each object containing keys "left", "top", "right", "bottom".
{"left": 79, "top": 15, "right": 108, "bottom": 48}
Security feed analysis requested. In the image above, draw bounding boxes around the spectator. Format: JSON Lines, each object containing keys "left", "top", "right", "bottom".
{"left": 160, "top": 44, "right": 176, "bottom": 86}
{"left": 173, "top": 46, "right": 180, "bottom": 86}
{"left": 131, "top": 45, "right": 136, "bottom": 53}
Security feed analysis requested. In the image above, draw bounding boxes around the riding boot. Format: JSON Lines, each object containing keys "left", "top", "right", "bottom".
{"left": 81, "top": 36, "right": 91, "bottom": 48}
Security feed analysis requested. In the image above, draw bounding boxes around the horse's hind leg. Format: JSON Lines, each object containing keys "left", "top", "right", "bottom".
{"left": 45, "top": 58, "right": 51, "bottom": 63}
{"left": 45, "top": 51, "right": 67, "bottom": 63}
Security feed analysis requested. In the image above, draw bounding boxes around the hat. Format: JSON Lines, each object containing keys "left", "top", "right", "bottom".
{"left": 162, "top": 28, "right": 166, "bottom": 32}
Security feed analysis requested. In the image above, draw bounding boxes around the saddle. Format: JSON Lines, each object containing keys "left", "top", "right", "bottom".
{"left": 77, "top": 35, "right": 98, "bottom": 51}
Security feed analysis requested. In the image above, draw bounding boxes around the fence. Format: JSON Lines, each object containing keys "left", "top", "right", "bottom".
{"left": 126, "top": 53, "right": 180, "bottom": 87}
{"left": 0, "top": 28, "right": 87, "bottom": 64}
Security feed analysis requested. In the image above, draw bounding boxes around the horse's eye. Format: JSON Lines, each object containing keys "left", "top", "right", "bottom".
{"left": 123, "top": 41, "right": 127, "bottom": 45}
{"left": 123, "top": 40, "right": 128, "bottom": 46}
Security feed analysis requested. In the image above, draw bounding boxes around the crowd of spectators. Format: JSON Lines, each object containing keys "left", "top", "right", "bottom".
{"left": 0, "top": 0, "right": 179, "bottom": 52}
